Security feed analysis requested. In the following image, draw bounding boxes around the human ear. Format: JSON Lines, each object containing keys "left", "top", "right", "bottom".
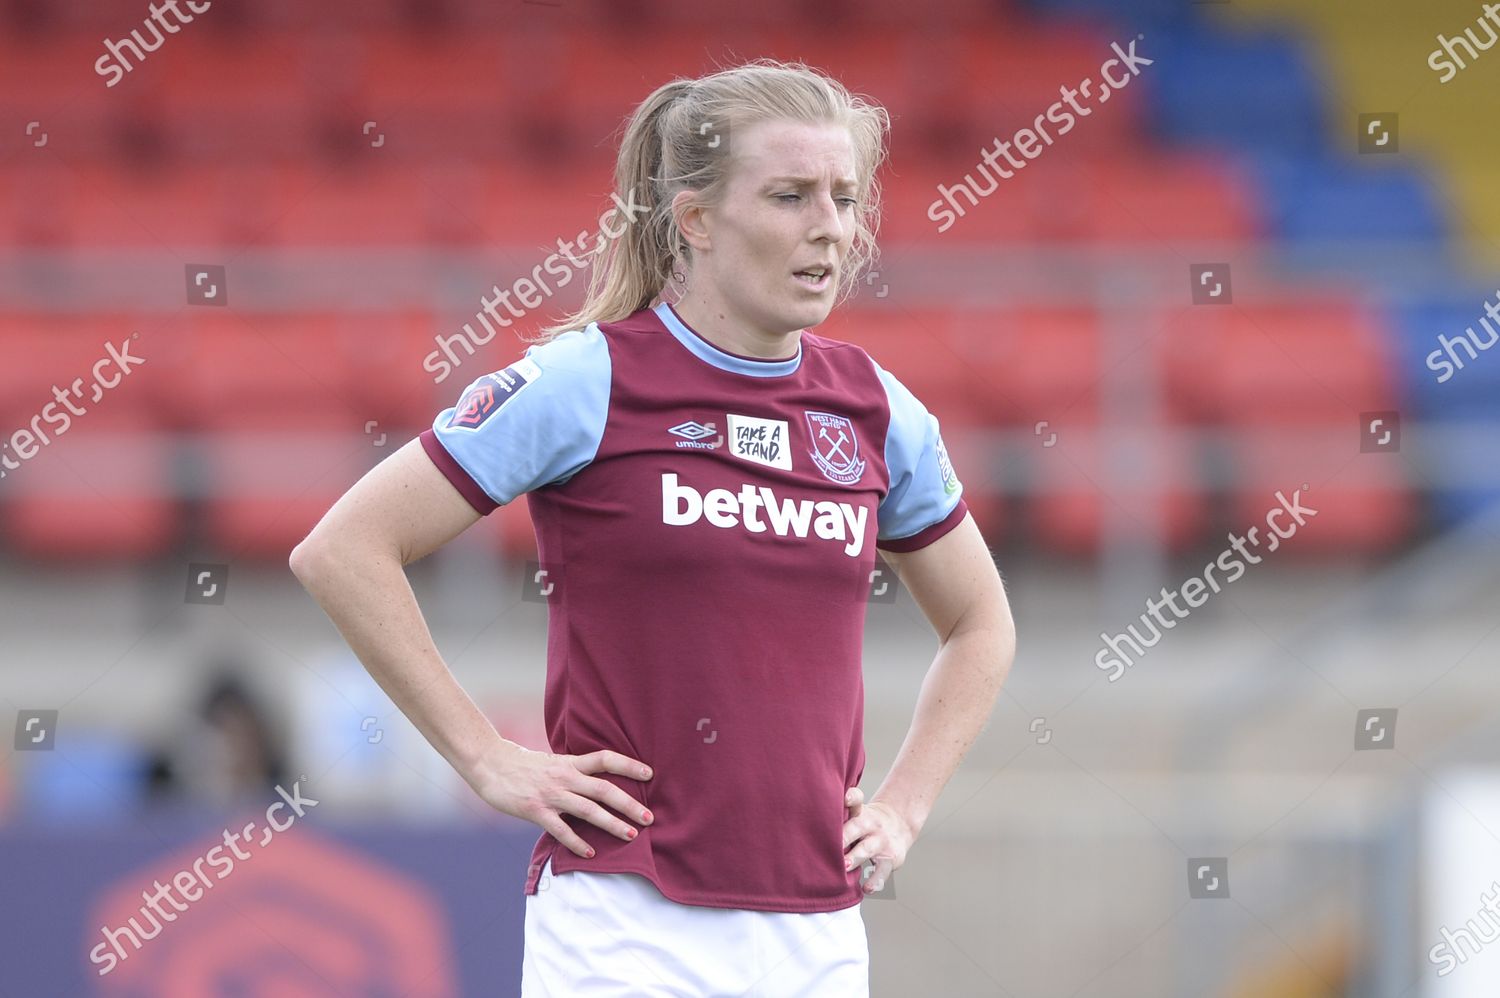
{"left": 672, "top": 189, "right": 712, "bottom": 253}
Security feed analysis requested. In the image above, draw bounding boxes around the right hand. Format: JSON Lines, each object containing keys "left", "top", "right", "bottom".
{"left": 469, "top": 741, "right": 654, "bottom": 858}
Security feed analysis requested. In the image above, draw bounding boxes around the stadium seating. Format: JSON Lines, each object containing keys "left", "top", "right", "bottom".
{"left": 2, "top": 399, "right": 179, "bottom": 561}
{"left": 0, "top": 0, "right": 1457, "bottom": 560}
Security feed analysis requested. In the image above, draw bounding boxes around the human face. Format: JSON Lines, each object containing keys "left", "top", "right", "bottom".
{"left": 677, "top": 118, "right": 859, "bottom": 348}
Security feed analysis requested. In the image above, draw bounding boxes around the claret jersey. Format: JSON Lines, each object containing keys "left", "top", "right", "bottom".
{"left": 419, "top": 300, "right": 968, "bottom": 913}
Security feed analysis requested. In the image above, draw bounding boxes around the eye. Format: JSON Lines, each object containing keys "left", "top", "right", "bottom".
{"left": 776, "top": 193, "right": 858, "bottom": 208}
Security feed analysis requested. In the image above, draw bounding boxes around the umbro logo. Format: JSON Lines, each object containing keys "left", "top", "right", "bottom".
{"left": 668, "top": 420, "right": 723, "bottom": 450}
{"left": 669, "top": 420, "right": 715, "bottom": 440}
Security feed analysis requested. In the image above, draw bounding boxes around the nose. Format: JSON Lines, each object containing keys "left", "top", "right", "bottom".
{"left": 806, "top": 191, "right": 847, "bottom": 245}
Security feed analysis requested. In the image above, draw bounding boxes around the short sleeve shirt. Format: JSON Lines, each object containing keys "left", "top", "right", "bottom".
{"left": 421, "top": 301, "right": 967, "bottom": 912}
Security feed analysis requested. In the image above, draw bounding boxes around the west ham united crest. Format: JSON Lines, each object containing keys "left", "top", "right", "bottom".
{"left": 804, "top": 411, "right": 866, "bottom": 485}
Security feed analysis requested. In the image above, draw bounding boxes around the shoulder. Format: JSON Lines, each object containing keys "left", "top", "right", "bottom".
{"left": 426, "top": 322, "right": 614, "bottom": 509}
{"left": 436, "top": 322, "right": 612, "bottom": 438}
{"left": 799, "top": 329, "right": 895, "bottom": 387}
{"left": 520, "top": 322, "right": 612, "bottom": 374}
{"left": 452, "top": 322, "right": 612, "bottom": 416}
{"left": 803, "top": 330, "right": 928, "bottom": 422}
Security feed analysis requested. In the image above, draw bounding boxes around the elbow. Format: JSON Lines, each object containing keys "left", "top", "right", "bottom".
{"left": 290, "top": 531, "right": 400, "bottom": 586}
{"left": 941, "top": 587, "right": 1014, "bottom": 649}
{"left": 990, "top": 598, "right": 1018, "bottom": 660}
{"left": 289, "top": 535, "right": 332, "bottom": 587}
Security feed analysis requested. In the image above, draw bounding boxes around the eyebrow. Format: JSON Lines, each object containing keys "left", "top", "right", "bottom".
{"left": 765, "top": 175, "right": 859, "bottom": 190}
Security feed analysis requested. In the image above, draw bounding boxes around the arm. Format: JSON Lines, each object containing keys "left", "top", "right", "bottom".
{"left": 288, "top": 438, "right": 499, "bottom": 784}
{"left": 289, "top": 438, "right": 652, "bottom": 855}
{"left": 844, "top": 512, "right": 1015, "bottom": 882}
{"left": 842, "top": 360, "right": 1012, "bottom": 889}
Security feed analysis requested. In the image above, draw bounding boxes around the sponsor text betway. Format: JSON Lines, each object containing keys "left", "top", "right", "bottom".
{"left": 662, "top": 473, "right": 868, "bottom": 557}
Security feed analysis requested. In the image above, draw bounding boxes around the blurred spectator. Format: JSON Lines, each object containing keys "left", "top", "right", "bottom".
{"left": 142, "top": 662, "right": 288, "bottom": 809}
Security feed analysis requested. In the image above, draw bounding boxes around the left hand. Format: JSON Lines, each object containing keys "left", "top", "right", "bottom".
{"left": 842, "top": 786, "right": 915, "bottom": 895}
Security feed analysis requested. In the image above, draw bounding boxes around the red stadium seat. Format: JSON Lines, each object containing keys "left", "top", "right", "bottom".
{"left": 924, "top": 27, "right": 1147, "bottom": 157}
{"left": 0, "top": 161, "right": 526, "bottom": 248}
{"left": 815, "top": 308, "right": 977, "bottom": 413}
{"left": 4, "top": 310, "right": 458, "bottom": 439}
{"left": 1026, "top": 425, "right": 1203, "bottom": 555}
{"left": 0, "top": 316, "right": 168, "bottom": 423}
{"left": 0, "top": 317, "right": 62, "bottom": 426}
{"left": 1, "top": 401, "right": 178, "bottom": 561}
{"left": 165, "top": 312, "right": 362, "bottom": 424}
{"left": 1084, "top": 153, "right": 1261, "bottom": 242}
{"left": 0, "top": 310, "right": 433, "bottom": 435}
{"left": 567, "top": 0, "right": 1013, "bottom": 29}
{"left": 172, "top": 312, "right": 445, "bottom": 554}
{"left": 879, "top": 153, "right": 1053, "bottom": 243}
{"left": 176, "top": 308, "right": 450, "bottom": 433}
{"left": 938, "top": 424, "right": 1006, "bottom": 542}
{"left": 198, "top": 407, "right": 381, "bottom": 561}
{"left": 478, "top": 163, "right": 621, "bottom": 250}
{"left": 255, "top": 165, "right": 484, "bottom": 247}
{"left": 879, "top": 152, "right": 1257, "bottom": 245}
{"left": 1226, "top": 428, "right": 1413, "bottom": 553}
{"left": 954, "top": 306, "right": 1106, "bottom": 426}
{"left": 342, "top": 311, "right": 456, "bottom": 433}
{"left": 4, "top": 163, "right": 233, "bottom": 248}
{"left": 1156, "top": 299, "right": 1399, "bottom": 423}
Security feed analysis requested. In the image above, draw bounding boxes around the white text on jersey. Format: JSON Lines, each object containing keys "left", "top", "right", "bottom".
{"left": 661, "top": 473, "right": 868, "bottom": 557}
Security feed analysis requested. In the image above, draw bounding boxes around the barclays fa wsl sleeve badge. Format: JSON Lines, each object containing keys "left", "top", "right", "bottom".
{"left": 804, "top": 411, "right": 867, "bottom": 486}
{"left": 446, "top": 358, "right": 543, "bottom": 430}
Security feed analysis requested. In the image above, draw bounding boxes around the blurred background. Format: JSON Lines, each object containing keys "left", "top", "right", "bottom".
{"left": 2, "top": 0, "right": 1499, "bottom": 994}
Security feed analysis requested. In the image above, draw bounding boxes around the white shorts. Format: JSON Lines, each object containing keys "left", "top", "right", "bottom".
{"left": 520, "top": 856, "right": 870, "bottom": 997}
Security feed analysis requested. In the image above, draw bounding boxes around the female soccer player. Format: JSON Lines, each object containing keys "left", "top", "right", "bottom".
{"left": 292, "top": 58, "right": 1015, "bottom": 997}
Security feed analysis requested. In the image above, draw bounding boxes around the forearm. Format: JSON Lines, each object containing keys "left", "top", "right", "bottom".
{"left": 870, "top": 623, "right": 1014, "bottom": 838}
{"left": 290, "top": 543, "right": 512, "bottom": 788}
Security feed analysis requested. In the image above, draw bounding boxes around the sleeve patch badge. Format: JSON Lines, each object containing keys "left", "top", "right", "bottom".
{"left": 446, "top": 357, "right": 543, "bottom": 431}
{"left": 936, "top": 435, "right": 960, "bottom": 495}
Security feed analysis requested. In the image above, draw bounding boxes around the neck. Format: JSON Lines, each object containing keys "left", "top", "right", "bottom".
{"left": 668, "top": 292, "right": 800, "bottom": 361}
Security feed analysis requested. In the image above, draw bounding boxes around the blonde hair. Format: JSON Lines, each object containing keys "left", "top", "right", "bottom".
{"left": 530, "top": 57, "right": 890, "bottom": 343}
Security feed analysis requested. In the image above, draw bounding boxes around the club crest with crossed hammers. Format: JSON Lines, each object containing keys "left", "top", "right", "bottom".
{"left": 804, "top": 411, "right": 867, "bottom": 485}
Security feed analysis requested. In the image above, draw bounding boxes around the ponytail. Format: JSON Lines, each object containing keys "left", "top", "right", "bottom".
{"left": 532, "top": 60, "right": 888, "bottom": 343}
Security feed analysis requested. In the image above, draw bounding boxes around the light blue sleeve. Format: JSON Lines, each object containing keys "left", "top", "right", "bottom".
{"left": 425, "top": 324, "right": 611, "bottom": 509}
{"left": 872, "top": 361, "right": 966, "bottom": 546}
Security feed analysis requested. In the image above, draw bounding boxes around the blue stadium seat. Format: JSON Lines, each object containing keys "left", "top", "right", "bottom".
{"left": 1135, "top": 28, "right": 1330, "bottom": 157}
{"left": 1251, "top": 153, "right": 1448, "bottom": 244}
{"left": 1385, "top": 292, "right": 1500, "bottom": 524}
{"left": 1386, "top": 291, "right": 1500, "bottom": 418}
{"left": 1019, "top": 0, "right": 1207, "bottom": 27}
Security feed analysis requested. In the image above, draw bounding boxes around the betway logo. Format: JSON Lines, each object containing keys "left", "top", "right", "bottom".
{"left": 661, "top": 473, "right": 868, "bottom": 557}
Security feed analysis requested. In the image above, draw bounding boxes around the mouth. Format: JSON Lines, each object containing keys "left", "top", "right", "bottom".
{"left": 792, "top": 267, "right": 832, "bottom": 292}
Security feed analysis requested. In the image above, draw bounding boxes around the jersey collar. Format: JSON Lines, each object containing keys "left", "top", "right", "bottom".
{"left": 652, "top": 302, "right": 802, "bottom": 378}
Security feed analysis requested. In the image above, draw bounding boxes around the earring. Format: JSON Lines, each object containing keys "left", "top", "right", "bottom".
{"left": 672, "top": 270, "right": 685, "bottom": 283}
